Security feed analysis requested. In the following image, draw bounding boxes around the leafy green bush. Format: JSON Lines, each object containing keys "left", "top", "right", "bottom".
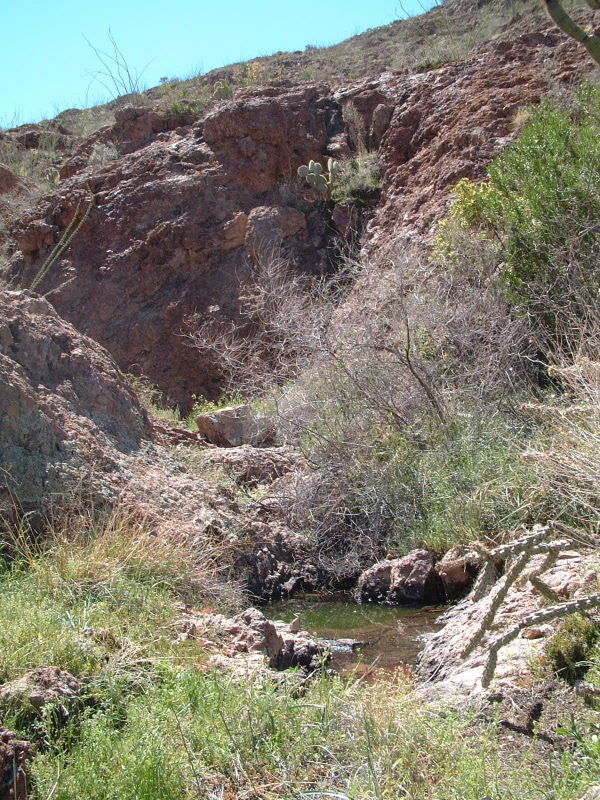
{"left": 331, "top": 153, "right": 382, "bottom": 205}
{"left": 434, "top": 83, "right": 600, "bottom": 335}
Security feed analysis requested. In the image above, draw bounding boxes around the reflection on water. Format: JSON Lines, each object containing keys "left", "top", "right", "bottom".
{"left": 267, "top": 593, "right": 444, "bottom": 676}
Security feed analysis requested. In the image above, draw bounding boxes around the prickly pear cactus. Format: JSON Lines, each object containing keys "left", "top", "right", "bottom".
{"left": 297, "top": 158, "right": 339, "bottom": 200}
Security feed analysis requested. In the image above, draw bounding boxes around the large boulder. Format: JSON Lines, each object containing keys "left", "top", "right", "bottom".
{"left": 196, "top": 405, "right": 275, "bottom": 448}
{"left": 0, "top": 290, "right": 151, "bottom": 516}
{"left": 356, "top": 549, "right": 445, "bottom": 605}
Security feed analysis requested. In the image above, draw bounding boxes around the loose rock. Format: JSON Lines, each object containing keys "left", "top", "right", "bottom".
{"left": 0, "top": 728, "right": 33, "bottom": 800}
{"left": 196, "top": 405, "right": 275, "bottom": 448}
{"left": 0, "top": 667, "right": 82, "bottom": 719}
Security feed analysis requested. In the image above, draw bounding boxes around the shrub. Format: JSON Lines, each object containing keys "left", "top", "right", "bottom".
{"left": 187, "top": 248, "right": 336, "bottom": 397}
{"left": 331, "top": 153, "right": 382, "bottom": 206}
{"left": 434, "top": 83, "right": 600, "bottom": 339}
{"left": 544, "top": 614, "right": 599, "bottom": 681}
{"left": 284, "top": 378, "right": 546, "bottom": 556}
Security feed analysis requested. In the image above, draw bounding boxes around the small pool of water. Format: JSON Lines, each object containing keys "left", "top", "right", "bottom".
{"left": 267, "top": 593, "right": 444, "bottom": 676}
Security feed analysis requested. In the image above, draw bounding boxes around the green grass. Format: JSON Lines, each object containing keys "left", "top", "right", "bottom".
{"left": 391, "top": 409, "right": 548, "bottom": 551}
{"left": 23, "top": 672, "right": 540, "bottom": 800}
{"left": 1, "top": 507, "right": 600, "bottom": 799}
{"left": 332, "top": 153, "right": 382, "bottom": 206}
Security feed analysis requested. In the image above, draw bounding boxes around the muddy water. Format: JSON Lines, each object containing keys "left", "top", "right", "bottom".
{"left": 267, "top": 593, "right": 444, "bottom": 676}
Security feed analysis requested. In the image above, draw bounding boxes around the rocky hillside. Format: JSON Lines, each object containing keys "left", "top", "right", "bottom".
{"left": 1, "top": 6, "right": 596, "bottom": 410}
{"left": 1, "top": 2, "right": 600, "bottom": 797}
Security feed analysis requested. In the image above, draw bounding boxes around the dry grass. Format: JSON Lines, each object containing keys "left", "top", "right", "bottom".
{"left": 4, "top": 503, "right": 238, "bottom": 609}
{"left": 523, "top": 355, "right": 600, "bottom": 530}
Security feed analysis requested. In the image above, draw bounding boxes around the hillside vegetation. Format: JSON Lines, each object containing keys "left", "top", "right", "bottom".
{"left": 0, "top": 0, "right": 582, "bottom": 188}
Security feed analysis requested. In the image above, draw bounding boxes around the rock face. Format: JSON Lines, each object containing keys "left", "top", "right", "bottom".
{"left": 6, "top": 28, "right": 593, "bottom": 411}
{"left": 0, "top": 164, "right": 36, "bottom": 250}
{"left": 356, "top": 549, "right": 445, "bottom": 604}
{"left": 0, "top": 164, "right": 21, "bottom": 195}
{"left": 0, "top": 290, "right": 151, "bottom": 515}
{"left": 0, "top": 728, "right": 33, "bottom": 800}
{"left": 236, "top": 520, "right": 320, "bottom": 600}
{"left": 367, "top": 27, "right": 596, "bottom": 247}
{"left": 8, "top": 85, "right": 339, "bottom": 411}
{"left": 196, "top": 405, "right": 275, "bottom": 447}
{"left": 0, "top": 667, "right": 82, "bottom": 718}
{"left": 0, "top": 290, "right": 331, "bottom": 600}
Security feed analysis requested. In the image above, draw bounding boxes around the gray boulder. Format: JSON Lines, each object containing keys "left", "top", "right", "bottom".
{"left": 196, "top": 405, "right": 275, "bottom": 447}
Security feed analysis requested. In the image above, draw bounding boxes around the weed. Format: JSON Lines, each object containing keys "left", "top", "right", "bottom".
{"left": 543, "top": 614, "right": 599, "bottom": 681}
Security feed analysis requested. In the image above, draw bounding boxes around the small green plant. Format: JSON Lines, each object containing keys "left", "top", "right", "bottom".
{"left": 544, "top": 614, "right": 600, "bottom": 681}
{"left": 186, "top": 393, "right": 246, "bottom": 428}
{"left": 233, "top": 60, "right": 263, "bottom": 87}
{"left": 212, "top": 79, "right": 235, "bottom": 100}
{"left": 331, "top": 153, "right": 382, "bottom": 205}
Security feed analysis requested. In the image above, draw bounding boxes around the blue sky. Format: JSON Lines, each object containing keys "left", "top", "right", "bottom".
{"left": 1, "top": 0, "right": 433, "bottom": 127}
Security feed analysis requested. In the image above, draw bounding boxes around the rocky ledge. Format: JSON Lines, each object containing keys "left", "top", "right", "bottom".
{"left": 176, "top": 606, "right": 327, "bottom": 674}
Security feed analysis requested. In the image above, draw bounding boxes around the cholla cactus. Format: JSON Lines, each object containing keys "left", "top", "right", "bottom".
{"left": 542, "top": 0, "right": 600, "bottom": 66}
{"left": 297, "top": 158, "right": 341, "bottom": 201}
{"left": 482, "top": 592, "right": 600, "bottom": 688}
{"left": 446, "top": 522, "right": 600, "bottom": 687}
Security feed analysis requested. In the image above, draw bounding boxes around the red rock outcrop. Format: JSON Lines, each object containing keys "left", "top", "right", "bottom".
{"left": 336, "top": 26, "right": 596, "bottom": 250}
{"left": 0, "top": 667, "right": 82, "bottom": 718}
{"left": 177, "top": 606, "right": 327, "bottom": 672}
{"left": 8, "top": 86, "right": 340, "bottom": 411}
{"left": 7, "top": 25, "right": 594, "bottom": 412}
